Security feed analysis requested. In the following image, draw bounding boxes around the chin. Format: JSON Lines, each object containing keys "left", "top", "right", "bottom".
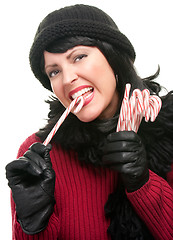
{"left": 76, "top": 110, "right": 101, "bottom": 122}
{"left": 77, "top": 116, "right": 97, "bottom": 123}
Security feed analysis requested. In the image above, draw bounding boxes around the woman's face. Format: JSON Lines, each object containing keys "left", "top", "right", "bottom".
{"left": 44, "top": 46, "right": 119, "bottom": 122}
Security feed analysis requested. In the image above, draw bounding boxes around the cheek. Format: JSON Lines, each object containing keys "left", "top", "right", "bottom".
{"left": 90, "top": 60, "right": 115, "bottom": 85}
{"left": 51, "top": 82, "right": 64, "bottom": 102}
{"left": 81, "top": 58, "right": 103, "bottom": 76}
{"left": 98, "top": 69, "right": 117, "bottom": 94}
{"left": 50, "top": 82, "right": 57, "bottom": 95}
{"left": 50, "top": 81, "right": 70, "bottom": 109}
{"left": 51, "top": 80, "right": 61, "bottom": 96}
{"left": 88, "top": 64, "right": 103, "bottom": 77}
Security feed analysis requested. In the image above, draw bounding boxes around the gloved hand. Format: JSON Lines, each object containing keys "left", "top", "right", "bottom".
{"left": 102, "top": 131, "right": 149, "bottom": 192}
{"left": 6, "top": 142, "right": 55, "bottom": 235}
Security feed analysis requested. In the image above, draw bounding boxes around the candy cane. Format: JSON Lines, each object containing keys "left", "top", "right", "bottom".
{"left": 148, "top": 95, "right": 162, "bottom": 122}
{"left": 117, "top": 84, "right": 162, "bottom": 133}
{"left": 43, "top": 96, "right": 84, "bottom": 145}
{"left": 142, "top": 89, "right": 150, "bottom": 121}
{"left": 116, "top": 84, "right": 131, "bottom": 132}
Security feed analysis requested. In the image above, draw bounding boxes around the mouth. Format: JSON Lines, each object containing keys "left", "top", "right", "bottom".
{"left": 69, "top": 86, "right": 94, "bottom": 101}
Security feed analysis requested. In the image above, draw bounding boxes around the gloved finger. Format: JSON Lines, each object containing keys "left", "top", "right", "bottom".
{"left": 6, "top": 158, "right": 42, "bottom": 179}
{"left": 29, "top": 142, "right": 52, "bottom": 157}
{"left": 102, "top": 151, "right": 138, "bottom": 165}
{"left": 42, "top": 168, "right": 55, "bottom": 179}
{"left": 24, "top": 150, "right": 48, "bottom": 171}
{"left": 103, "top": 140, "right": 139, "bottom": 154}
{"left": 106, "top": 161, "right": 138, "bottom": 174}
{"left": 107, "top": 131, "right": 142, "bottom": 143}
{"left": 121, "top": 164, "right": 146, "bottom": 178}
{"left": 28, "top": 142, "right": 52, "bottom": 165}
{"left": 118, "top": 162, "right": 139, "bottom": 174}
{"left": 29, "top": 143, "right": 52, "bottom": 168}
{"left": 43, "top": 146, "right": 53, "bottom": 168}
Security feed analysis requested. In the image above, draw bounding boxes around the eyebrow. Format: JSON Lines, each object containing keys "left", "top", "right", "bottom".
{"left": 45, "top": 64, "right": 58, "bottom": 71}
{"left": 66, "top": 48, "right": 80, "bottom": 59}
{"left": 45, "top": 47, "right": 87, "bottom": 70}
{"left": 67, "top": 46, "right": 89, "bottom": 59}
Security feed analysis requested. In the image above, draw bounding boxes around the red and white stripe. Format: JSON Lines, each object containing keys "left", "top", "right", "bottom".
{"left": 116, "top": 84, "right": 162, "bottom": 133}
{"left": 43, "top": 96, "right": 84, "bottom": 145}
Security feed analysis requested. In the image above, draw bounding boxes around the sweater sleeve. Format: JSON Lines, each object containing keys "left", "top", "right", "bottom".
{"left": 126, "top": 169, "right": 173, "bottom": 240}
{"left": 11, "top": 134, "right": 60, "bottom": 240}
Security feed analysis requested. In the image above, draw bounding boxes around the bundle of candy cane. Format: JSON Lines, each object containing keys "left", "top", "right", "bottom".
{"left": 116, "top": 83, "right": 162, "bottom": 132}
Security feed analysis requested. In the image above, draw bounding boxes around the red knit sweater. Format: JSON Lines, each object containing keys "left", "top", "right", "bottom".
{"left": 11, "top": 134, "right": 173, "bottom": 240}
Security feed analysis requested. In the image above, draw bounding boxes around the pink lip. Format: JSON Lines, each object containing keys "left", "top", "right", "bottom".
{"left": 69, "top": 85, "right": 93, "bottom": 98}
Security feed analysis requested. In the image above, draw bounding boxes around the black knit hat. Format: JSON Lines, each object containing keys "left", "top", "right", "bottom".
{"left": 29, "top": 4, "right": 136, "bottom": 91}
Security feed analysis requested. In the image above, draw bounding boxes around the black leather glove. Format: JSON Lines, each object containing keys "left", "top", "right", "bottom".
{"left": 6, "top": 142, "right": 55, "bottom": 235}
{"left": 102, "top": 131, "right": 149, "bottom": 192}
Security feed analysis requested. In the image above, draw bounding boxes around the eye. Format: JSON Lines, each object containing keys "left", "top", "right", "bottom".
{"left": 48, "top": 70, "right": 60, "bottom": 78}
{"left": 74, "top": 54, "right": 87, "bottom": 62}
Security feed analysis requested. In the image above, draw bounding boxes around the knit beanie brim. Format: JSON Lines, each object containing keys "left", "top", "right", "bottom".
{"left": 29, "top": 4, "right": 136, "bottom": 91}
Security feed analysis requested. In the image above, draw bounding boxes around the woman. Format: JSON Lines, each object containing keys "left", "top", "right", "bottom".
{"left": 6, "top": 4, "right": 173, "bottom": 240}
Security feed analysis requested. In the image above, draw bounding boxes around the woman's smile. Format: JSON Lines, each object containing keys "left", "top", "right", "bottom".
{"left": 69, "top": 85, "right": 93, "bottom": 100}
{"left": 44, "top": 45, "right": 119, "bottom": 122}
{"left": 69, "top": 85, "right": 94, "bottom": 106}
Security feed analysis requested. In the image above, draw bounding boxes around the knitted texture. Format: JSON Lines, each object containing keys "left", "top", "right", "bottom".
{"left": 29, "top": 4, "right": 136, "bottom": 91}
{"left": 11, "top": 134, "right": 173, "bottom": 239}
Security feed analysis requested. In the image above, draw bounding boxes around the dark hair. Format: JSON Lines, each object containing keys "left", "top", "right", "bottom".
{"left": 37, "top": 36, "right": 173, "bottom": 240}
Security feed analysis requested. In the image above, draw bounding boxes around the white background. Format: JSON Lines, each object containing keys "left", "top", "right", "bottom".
{"left": 1, "top": 0, "right": 173, "bottom": 238}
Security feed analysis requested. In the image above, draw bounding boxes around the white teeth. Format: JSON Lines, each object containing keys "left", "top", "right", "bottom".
{"left": 85, "top": 91, "right": 93, "bottom": 99}
{"left": 71, "top": 87, "right": 93, "bottom": 99}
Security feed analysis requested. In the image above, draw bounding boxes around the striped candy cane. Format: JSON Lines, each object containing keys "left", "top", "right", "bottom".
{"left": 116, "top": 84, "right": 131, "bottom": 132}
{"left": 43, "top": 96, "right": 84, "bottom": 145}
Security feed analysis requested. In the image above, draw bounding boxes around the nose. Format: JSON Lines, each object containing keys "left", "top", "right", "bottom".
{"left": 62, "top": 66, "right": 78, "bottom": 85}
